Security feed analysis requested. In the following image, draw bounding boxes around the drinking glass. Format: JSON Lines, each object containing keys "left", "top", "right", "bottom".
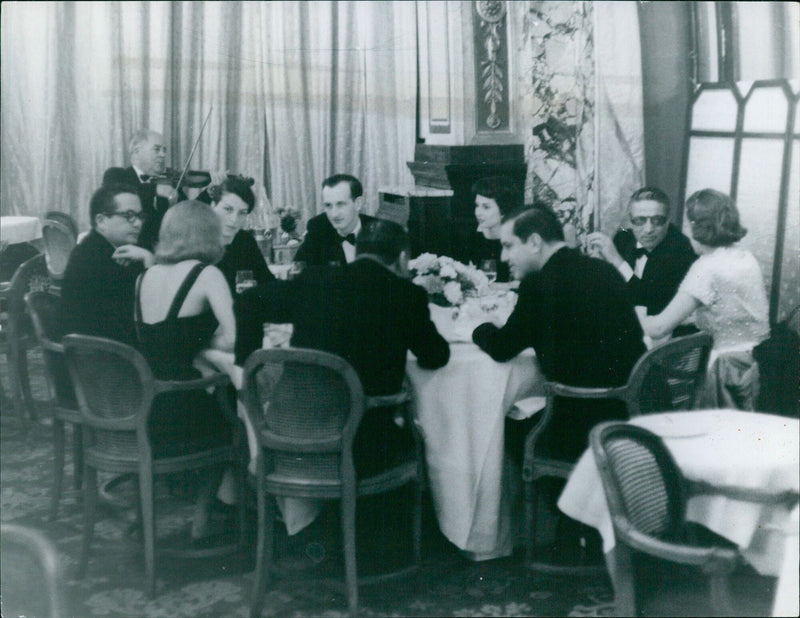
{"left": 235, "top": 270, "right": 256, "bottom": 293}
{"left": 480, "top": 259, "right": 497, "bottom": 284}
{"left": 288, "top": 261, "right": 306, "bottom": 280}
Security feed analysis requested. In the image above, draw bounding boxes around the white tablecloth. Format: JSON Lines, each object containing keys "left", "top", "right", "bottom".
{"left": 0, "top": 216, "right": 42, "bottom": 245}
{"left": 558, "top": 410, "right": 799, "bottom": 578}
{"left": 407, "top": 296, "right": 543, "bottom": 560}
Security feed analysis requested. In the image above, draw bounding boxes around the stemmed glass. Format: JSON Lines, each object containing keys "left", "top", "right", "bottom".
{"left": 480, "top": 259, "right": 497, "bottom": 285}
{"left": 288, "top": 261, "right": 306, "bottom": 280}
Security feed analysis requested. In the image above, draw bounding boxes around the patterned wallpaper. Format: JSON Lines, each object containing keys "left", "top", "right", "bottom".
{"left": 514, "top": 1, "right": 595, "bottom": 248}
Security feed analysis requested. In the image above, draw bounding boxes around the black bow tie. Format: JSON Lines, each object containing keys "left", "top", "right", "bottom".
{"left": 139, "top": 174, "right": 151, "bottom": 183}
{"left": 633, "top": 247, "right": 649, "bottom": 259}
{"left": 339, "top": 233, "right": 356, "bottom": 245}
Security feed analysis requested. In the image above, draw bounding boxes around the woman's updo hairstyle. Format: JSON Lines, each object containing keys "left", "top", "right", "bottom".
{"left": 685, "top": 189, "right": 747, "bottom": 247}
{"left": 155, "top": 200, "right": 224, "bottom": 265}
{"left": 203, "top": 175, "right": 256, "bottom": 213}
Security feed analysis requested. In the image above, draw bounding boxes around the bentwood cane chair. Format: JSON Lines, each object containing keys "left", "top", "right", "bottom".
{"left": 0, "top": 253, "right": 48, "bottom": 424}
{"left": 590, "top": 422, "right": 799, "bottom": 616}
{"left": 62, "top": 334, "right": 246, "bottom": 597}
{"left": 523, "top": 332, "right": 714, "bottom": 572}
{"left": 26, "top": 291, "right": 84, "bottom": 519}
{"left": 1, "top": 523, "right": 65, "bottom": 618}
{"left": 40, "top": 219, "right": 77, "bottom": 294}
{"left": 241, "top": 347, "right": 423, "bottom": 618}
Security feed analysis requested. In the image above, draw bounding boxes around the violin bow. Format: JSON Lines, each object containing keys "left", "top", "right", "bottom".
{"left": 175, "top": 107, "right": 213, "bottom": 192}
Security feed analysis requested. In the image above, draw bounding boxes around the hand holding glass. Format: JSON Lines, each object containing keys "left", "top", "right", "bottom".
{"left": 288, "top": 261, "right": 306, "bottom": 280}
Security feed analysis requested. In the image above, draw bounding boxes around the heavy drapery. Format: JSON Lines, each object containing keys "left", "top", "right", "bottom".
{"left": 1, "top": 1, "right": 417, "bottom": 229}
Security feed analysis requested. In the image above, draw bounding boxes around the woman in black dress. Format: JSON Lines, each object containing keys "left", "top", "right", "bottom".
{"left": 136, "top": 200, "right": 238, "bottom": 539}
{"left": 198, "top": 175, "right": 275, "bottom": 293}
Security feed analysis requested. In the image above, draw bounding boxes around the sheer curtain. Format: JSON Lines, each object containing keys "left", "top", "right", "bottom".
{"left": 1, "top": 1, "right": 417, "bottom": 229}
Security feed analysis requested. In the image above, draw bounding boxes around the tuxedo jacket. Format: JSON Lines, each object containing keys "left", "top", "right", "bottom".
{"left": 473, "top": 247, "right": 646, "bottom": 459}
{"left": 102, "top": 166, "right": 184, "bottom": 251}
{"left": 293, "top": 213, "right": 378, "bottom": 266}
{"left": 613, "top": 225, "right": 697, "bottom": 315}
{"left": 60, "top": 229, "right": 143, "bottom": 348}
{"left": 235, "top": 257, "right": 449, "bottom": 396}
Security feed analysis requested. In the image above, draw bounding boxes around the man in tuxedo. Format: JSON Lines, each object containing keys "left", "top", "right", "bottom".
{"left": 102, "top": 129, "right": 182, "bottom": 251}
{"left": 473, "top": 206, "right": 646, "bottom": 462}
{"left": 60, "top": 183, "right": 154, "bottom": 348}
{"left": 235, "top": 218, "right": 449, "bottom": 475}
{"left": 293, "top": 174, "right": 377, "bottom": 266}
{"left": 587, "top": 187, "right": 696, "bottom": 317}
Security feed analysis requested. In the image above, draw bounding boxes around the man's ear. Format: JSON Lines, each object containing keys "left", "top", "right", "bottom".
{"left": 354, "top": 195, "right": 364, "bottom": 212}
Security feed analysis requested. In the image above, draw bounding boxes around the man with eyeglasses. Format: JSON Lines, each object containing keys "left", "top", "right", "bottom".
{"left": 587, "top": 187, "right": 696, "bottom": 319}
{"left": 61, "top": 183, "right": 154, "bottom": 347}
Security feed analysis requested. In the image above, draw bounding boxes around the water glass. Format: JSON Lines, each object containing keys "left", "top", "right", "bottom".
{"left": 480, "top": 259, "right": 497, "bottom": 284}
{"left": 235, "top": 270, "right": 256, "bottom": 293}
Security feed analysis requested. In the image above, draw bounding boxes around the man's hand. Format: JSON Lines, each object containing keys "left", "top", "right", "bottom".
{"left": 587, "top": 232, "right": 624, "bottom": 268}
{"left": 112, "top": 245, "right": 154, "bottom": 268}
{"left": 155, "top": 183, "right": 180, "bottom": 205}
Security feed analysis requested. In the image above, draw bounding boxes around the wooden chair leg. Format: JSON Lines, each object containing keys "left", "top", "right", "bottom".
{"left": 236, "top": 464, "right": 247, "bottom": 553}
{"left": 72, "top": 424, "right": 83, "bottom": 491}
{"left": 5, "top": 341, "right": 28, "bottom": 424}
{"left": 524, "top": 478, "right": 537, "bottom": 564}
{"left": 341, "top": 488, "right": 359, "bottom": 618}
{"left": 16, "top": 344, "right": 36, "bottom": 421}
{"left": 78, "top": 466, "right": 98, "bottom": 579}
{"left": 606, "top": 545, "right": 636, "bottom": 617}
{"left": 250, "top": 486, "right": 271, "bottom": 618}
{"left": 412, "top": 479, "right": 422, "bottom": 566}
{"left": 139, "top": 471, "right": 156, "bottom": 597}
{"left": 50, "top": 418, "right": 66, "bottom": 520}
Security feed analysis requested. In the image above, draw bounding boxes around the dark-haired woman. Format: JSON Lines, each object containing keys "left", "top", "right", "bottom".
{"left": 199, "top": 175, "right": 275, "bottom": 293}
{"left": 639, "top": 189, "right": 769, "bottom": 409}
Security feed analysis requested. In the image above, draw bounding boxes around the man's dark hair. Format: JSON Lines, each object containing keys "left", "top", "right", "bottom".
{"left": 629, "top": 186, "right": 671, "bottom": 215}
{"left": 470, "top": 176, "right": 523, "bottom": 217}
{"left": 90, "top": 183, "right": 140, "bottom": 228}
{"left": 322, "top": 174, "right": 363, "bottom": 200}
{"left": 355, "top": 218, "right": 409, "bottom": 264}
{"left": 509, "top": 206, "right": 565, "bottom": 243}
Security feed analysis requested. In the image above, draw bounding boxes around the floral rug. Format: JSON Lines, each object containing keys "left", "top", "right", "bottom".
{"left": 1, "top": 350, "right": 616, "bottom": 617}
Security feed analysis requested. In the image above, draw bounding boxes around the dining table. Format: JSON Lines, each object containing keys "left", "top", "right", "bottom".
{"left": 558, "top": 409, "right": 799, "bottom": 616}
{"left": 1, "top": 216, "right": 42, "bottom": 247}
{"left": 406, "top": 292, "right": 545, "bottom": 560}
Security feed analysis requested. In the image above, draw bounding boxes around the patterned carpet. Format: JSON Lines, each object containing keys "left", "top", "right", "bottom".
{"left": 1, "top": 349, "right": 617, "bottom": 617}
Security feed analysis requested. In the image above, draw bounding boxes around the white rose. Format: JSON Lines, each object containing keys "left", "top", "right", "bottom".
{"left": 439, "top": 264, "right": 457, "bottom": 279}
{"left": 443, "top": 281, "right": 464, "bottom": 305}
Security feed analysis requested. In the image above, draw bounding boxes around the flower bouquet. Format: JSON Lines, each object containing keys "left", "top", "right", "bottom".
{"left": 409, "top": 253, "right": 490, "bottom": 307}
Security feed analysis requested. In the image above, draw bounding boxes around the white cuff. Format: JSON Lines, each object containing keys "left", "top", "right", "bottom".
{"left": 617, "top": 261, "right": 634, "bottom": 282}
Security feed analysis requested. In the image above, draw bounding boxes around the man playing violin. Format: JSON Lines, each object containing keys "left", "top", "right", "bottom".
{"left": 103, "top": 129, "right": 187, "bottom": 251}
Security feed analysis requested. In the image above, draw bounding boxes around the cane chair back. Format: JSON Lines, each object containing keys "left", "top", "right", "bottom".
{"left": 590, "top": 422, "right": 738, "bottom": 616}
{"left": 41, "top": 219, "right": 77, "bottom": 285}
{"left": 45, "top": 211, "right": 80, "bottom": 239}
{"left": 522, "top": 332, "right": 713, "bottom": 571}
{"left": 1, "top": 524, "right": 64, "bottom": 618}
{"left": 0, "top": 253, "right": 48, "bottom": 423}
{"left": 62, "top": 334, "right": 244, "bottom": 597}
{"left": 242, "top": 347, "right": 422, "bottom": 618}
{"left": 26, "top": 291, "right": 83, "bottom": 518}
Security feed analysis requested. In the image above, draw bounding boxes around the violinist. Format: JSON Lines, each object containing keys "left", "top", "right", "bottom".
{"left": 103, "top": 129, "right": 187, "bottom": 251}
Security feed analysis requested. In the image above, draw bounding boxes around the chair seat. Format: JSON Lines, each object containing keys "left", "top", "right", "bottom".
{"left": 53, "top": 405, "right": 81, "bottom": 424}
{"left": 85, "top": 444, "right": 236, "bottom": 475}
{"left": 529, "top": 456, "right": 575, "bottom": 481}
{"left": 264, "top": 461, "right": 418, "bottom": 500}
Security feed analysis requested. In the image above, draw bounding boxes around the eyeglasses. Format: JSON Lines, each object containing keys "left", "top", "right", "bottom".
{"left": 108, "top": 210, "right": 144, "bottom": 223}
{"left": 630, "top": 215, "right": 667, "bottom": 227}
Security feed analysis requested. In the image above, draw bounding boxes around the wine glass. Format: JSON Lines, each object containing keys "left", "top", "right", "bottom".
{"left": 235, "top": 270, "right": 256, "bottom": 293}
{"left": 480, "top": 259, "right": 497, "bottom": 284}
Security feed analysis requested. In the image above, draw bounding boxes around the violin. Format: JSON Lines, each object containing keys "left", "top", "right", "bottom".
{"left": 151, "top": 168, "right": 213, "bottom": 189}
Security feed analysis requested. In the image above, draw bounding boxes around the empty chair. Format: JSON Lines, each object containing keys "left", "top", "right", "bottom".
{"left": 0, "top": 253, "right": 47, "bottom": 424}
{"left": 41, "top": 219, "right": 77, "bottom": 293}
{"left": 45, "top": 210, "right": 80, "bottom": 239}
{"left": 1, "top": 523, "right": 65, "bottom": 618}
{"left": 26, "top": 290, "right": 83, "bottom": 519}
{"left": 62, "top": 334, "right": 246, "bottom": 597}
{"left": 241, "top": 347, "right": 423, "bottom": 618}
{"left": 523, "top": 332, "right": 714, "bottom": 570}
